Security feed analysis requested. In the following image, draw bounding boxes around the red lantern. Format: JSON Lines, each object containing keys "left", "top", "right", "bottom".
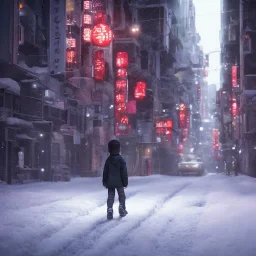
{"left": 116, "top": 80, "right": 127, "bottom": 91}
{"left": 134, "top": 81, "right": 146, "bottom": 99}
{"left": 83, "top": 28, "right": 91, "bottom": 43}
{"left": 116, "top": 52, "right": 129, "bottom": 68}
{"left": 91, "top": 24, "right": 113, "bottom": 47}
{"left": 94, "top": 11, "right": 107, "bottom": 25}
{"left": 66, "top": 50, "right": 76, "bottom": 63}
{"left": 116, "top": 69, "right": 127, "bottom": 78}
{"left": 116, "top": 94, "right": 125, "bottom": 103}
{"left": 83, "top": 14, "right": 92, "bottom": 25}
{"left": 94, "top": 50, "right": 105, "bottom": 80}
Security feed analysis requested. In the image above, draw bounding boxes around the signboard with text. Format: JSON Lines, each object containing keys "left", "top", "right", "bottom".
{"left": 50, "top": 0, "right": 66, "bottom": 74}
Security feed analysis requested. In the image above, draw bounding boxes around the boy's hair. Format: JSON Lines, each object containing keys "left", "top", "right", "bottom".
{"left": 108, "top": 140, "right": 120, "bottom": 155}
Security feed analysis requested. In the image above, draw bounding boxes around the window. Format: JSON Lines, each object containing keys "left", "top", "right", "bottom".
{"left": 52, "top": 143, "right": 60, "bottom": 164}
{"left": 5, "top": 93, "right": 12, "bottom": 110}
{"left": 13, "top": 95, "right": 21, "bottom": 113}
{"left": 113, "top": 0, "right": 122, "bottom": 28}
{"left": 141, "top": 50, "right": 149, "bottom": 70}
{"left": 0, "top": 91, "right": 4, "bottom": 107}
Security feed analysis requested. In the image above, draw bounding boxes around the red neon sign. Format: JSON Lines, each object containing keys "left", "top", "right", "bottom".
{"left": 116, "top": 80, "right": 127, "bottom": 91}
{"left": 83, "top": 28, "right": 91, "bottom": 43}
{"left": 120, "top": 116, "right": 129, "bottom": 124}
{"left": 83, "top": 0, "right": 91, "bottom": 10}
{"left": 116, "top": 69, "right": 127, "bottom": 79}
{"left": 116, "top": 103, "right": 126, "bottom": 113}
{"left": 155, "top": 119, "right": 173, "bottom": 141}
{"left": 83, "top": 14, "right": 92, "bottom": 25}
{"left": 66, "top": 50, "right": 76, "bottom": 63}
{"left": 66, "top": 38, "right": 76, "bottom": 48}
{"left": 232, "top": 98, "right": 238, "bottom": 116}
{"left": 232, "top": 66, "right": 238, "bottom": 87}
{"left": 116, "top": 52, "right": 129, "bottom": 68}
{"left": 94, "top": 50, "right": 105, "bottom": 80}
{"left": 212, "top": 129, "right": 219, "bottom": 149}
{"left": 134, "top": 81, "right": 146, "bottom": 99}
{"left": 116, "top": 94, "right": 125, "bottom": 103}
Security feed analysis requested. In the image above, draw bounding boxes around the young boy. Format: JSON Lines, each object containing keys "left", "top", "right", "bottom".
{"left": 102, "top": 140, "right": 128, "bottom": 220}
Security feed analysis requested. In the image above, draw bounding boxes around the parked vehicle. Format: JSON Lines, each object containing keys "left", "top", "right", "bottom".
{"left": 178, "top": 154, "right": 205, "bottom": 176}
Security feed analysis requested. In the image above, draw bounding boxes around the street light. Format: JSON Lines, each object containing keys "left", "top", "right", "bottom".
{"left": 130, "top": 24, "right": 140, "bottom": 35}
{"left": 200, "top": 127, "right": 204, "bottom": 131}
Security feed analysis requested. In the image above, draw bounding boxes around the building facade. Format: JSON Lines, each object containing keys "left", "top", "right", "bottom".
{"left": 0, "top": 0, "right": 204, "bottom": 183}
{"left": 219, "top": 0, "right": 256, "bottom": 176}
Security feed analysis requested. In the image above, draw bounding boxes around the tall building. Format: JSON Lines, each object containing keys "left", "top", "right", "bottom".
{"left": 239, "top": 0, "right": 256, "bottom": 176}
{"left": 219, "top": 0, "right": 256, "bottom": 176}
{"left": 0, "top": 0, "right": 116, "bottom": 183}
{"left": 219, "top": 0, "right": 240, "bottom": 164}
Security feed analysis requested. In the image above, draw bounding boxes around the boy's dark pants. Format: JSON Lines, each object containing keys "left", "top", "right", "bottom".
{"left": 107, "top": 187, "right": 126, "bottom": 209}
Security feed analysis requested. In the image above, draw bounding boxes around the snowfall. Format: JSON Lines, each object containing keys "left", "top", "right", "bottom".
{"left": 1, "top": 174, "right": 256, "bottom": 256}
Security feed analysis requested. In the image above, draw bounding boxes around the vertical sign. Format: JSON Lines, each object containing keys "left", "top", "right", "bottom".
{"left": 50, "top": 0, "right": 66, "bottom": 74}
{"left": 232, "top": 66, "right": 238, "bottom": 87}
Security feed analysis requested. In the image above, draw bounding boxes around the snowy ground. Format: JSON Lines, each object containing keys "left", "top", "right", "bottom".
{"left": 1, "top": 174, "right": 256, "bottom": 256}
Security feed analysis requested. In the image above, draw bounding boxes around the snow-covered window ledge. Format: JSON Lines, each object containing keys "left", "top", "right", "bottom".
{"left": 0, "top": 78, "right": 20, "bottom": 95}
{"left": 6, "top": 117, "right": 33, "bottom": 129}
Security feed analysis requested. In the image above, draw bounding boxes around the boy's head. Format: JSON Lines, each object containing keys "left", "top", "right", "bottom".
{"left": 108, "top": 140, "right": 120, "bottom": 155}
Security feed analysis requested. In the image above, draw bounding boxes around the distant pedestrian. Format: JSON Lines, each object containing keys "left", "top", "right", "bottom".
{"left": 102, "top": 140, "right": 128, "bottom": 220}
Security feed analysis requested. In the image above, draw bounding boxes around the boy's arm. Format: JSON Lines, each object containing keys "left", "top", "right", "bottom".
{"left": 102, "top": 160, "right": 109, "bottom": 187}
{"left": 120, "top": 159, "right": 128, "bottom": 187}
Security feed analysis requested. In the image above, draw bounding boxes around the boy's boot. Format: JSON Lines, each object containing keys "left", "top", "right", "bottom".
{"left": 119, "top": 204, "right": 128, "bottom": 217}
{"left": 107, "top": 208, "right": 113, "bottom": 220}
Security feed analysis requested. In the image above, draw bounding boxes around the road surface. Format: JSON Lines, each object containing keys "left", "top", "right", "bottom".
{"left": 1, "top": 174, "right": 256, "bottom": 256}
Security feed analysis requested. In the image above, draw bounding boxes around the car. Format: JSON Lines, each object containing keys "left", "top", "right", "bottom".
{"left": 178, "top": 154, "right": 205, "bottom": 176}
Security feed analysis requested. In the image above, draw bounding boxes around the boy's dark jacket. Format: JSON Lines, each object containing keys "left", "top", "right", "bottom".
{"left": 102, "top": 154, "right": 128, "bottom": 188}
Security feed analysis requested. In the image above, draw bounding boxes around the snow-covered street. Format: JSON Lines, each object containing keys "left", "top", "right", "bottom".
{"left": 1, "top": 174, "right": 256, "bottom": 256}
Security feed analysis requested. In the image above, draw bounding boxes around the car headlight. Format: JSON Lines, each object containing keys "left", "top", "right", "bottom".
{"left": 192, "top": 164, "right": 199, "bottom": 168}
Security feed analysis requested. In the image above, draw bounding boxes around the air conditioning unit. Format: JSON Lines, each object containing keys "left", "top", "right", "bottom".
{"left": 19, "top": 24, "right": 24, "bottom": 45}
